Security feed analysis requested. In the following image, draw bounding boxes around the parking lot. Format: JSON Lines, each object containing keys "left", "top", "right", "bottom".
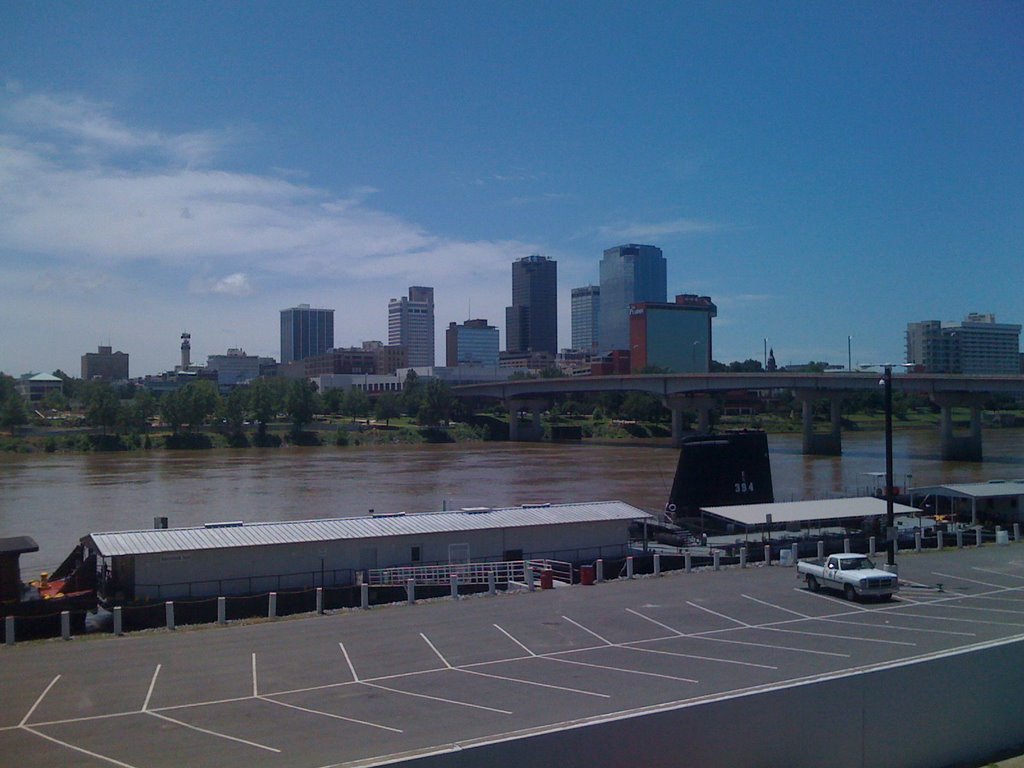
{"left": 3, "top": 543, "right": 1024, "bottom": 768}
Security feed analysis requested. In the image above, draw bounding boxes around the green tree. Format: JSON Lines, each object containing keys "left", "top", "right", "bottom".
{"left": 52, "top": 370, "right": 83, "bottom": 401}
{"left": 373, "top": 391, "right": 401, "bottom": 426}
{"left": 160, "top": 381, "right": 219, "bottom": 434}
{"left": 401, "top": 370, "right": 424, "bottom": 417}
{"left": 417, "top": 379, "right": 454, "bottom": 426}
{"left": 0, "top": 375, "right": 28, "bottom": 434}
{"left": 218, "top": 388, "right": 249, "bottom": 438}
{"left": 247, "top": 379, "right": 279, "bottom": 440}
{"left": 40, "top": 389, "right": 69, "bottom": 412}
{"left": 321, "top": 387, "right": 345, "bottom": 415}
{"left": 83, "top": 381, "right": 124, "bottom": 435}
{"left": 285, "top": 379, "right": 320, "bottom": 432}
{"left": 620, "top": 392, "right": 665, "bottom": 422}
{"left": 125, "top": 388, "right": 157, "bottom": 433}
{"left": 342, "top": 388, "right": 370, "bottom": 423}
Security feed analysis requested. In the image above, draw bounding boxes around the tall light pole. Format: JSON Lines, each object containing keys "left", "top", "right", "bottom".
{"left": 862, "top": 362, "right": 903, "bottom": 569}
{"left": 883, "top": 364, "right": 895, "bottom": 567}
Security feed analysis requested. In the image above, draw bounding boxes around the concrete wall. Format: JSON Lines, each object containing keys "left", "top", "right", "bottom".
{"left": 385, "top": 637, "right": 1024, "bottom": 768}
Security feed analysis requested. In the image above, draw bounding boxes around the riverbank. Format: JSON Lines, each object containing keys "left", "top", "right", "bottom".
{"left": 2, "top": 406, "right": 1022, "bottom": 454}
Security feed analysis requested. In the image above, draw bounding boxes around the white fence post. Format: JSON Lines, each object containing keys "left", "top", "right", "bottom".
{"left": 713, "top": 551, "right": 720, "bottom": 571}
{"left": 596, "top": 559, "right": 604, "bottom": 583}
{"left": 360, "top": 584, "right": 368, "bottom": 610}
{"left": 626, "top": 556, "right": 634, "bottom": 579}
{"left": 526, "top": 565, "right": 535, "bottom": 592}
{"left": 488, "top": 569, "right": 496, "bottom": 596}
{"left": 450, "top": 574, "right": 459, "bottom": 600}
{"left": 869, "top": 536, "right": 876, "bottom": 557}
{"left": 113, "top": 606, "right": 123, "bottom": 636}
{"left": 937, "top": 530, "right": 944, "bottom": 550}
{"left": 764, "top": 545, "right": 771, "bottom": 565}
{"left": 817, "top": 541, "right": 824, "bottom": 559}
{"left": 165, "top": 601, "right": 175, "bottom": 631}
{"left": 4, "top": 616, "right": 13, "bottom": 646}
{"left": 843, "top": 538, "right": 851, "bottom": 554}
{"left": 268, "top": 592, "right": 277, "bottom": 619}
{"left": 407, "top": 578, "right": 416, "bottom": 605}
{"left": 654, "top": 553, "right": 661, "bottom": 576}
{"left": 218, "top": 596, "right": 226, "bottom": 624}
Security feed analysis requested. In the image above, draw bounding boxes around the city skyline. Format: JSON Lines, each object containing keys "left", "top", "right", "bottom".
{"left": 1, "top": 4, "right": 1021, "bottom": 376}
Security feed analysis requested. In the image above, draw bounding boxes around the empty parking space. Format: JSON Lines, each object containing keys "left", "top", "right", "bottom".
{"left": 5, "top": 544, "right": 1024, "bottom": 767}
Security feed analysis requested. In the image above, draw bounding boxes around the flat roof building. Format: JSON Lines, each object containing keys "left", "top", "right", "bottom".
{"left": 571, "top": 285, "right": 600, "bottom": 354}
{"left": 446, "top": 319, "right": 499, "bottom": 367}
{"left": 506, "top": 255, "right": 557, "bottom": 356}
{"left": 281, "top": 305, "right": 334, "bottom": 365}
{"left": 629, "top": 294, "right": 717, "bottom": 373}
{"left": 389, "top": 287, "right": 435, "bottom": 368}
{"left": 81, "top": 345, "right": 129, "bottom": 382}
{"left": 907, "top": 314, "right": 1021, "bottom": 375}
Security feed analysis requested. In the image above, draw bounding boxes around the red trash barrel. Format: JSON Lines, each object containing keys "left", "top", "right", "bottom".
{"left": 540, "top": 569, "right": 554, "bottom": 590}
{"left": 579, "top": 565, "right": 595, "bottom": 586}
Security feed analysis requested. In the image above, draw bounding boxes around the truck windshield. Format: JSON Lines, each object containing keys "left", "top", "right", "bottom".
{"left": 840, "top": 558, "right": 875, "bottom": 570}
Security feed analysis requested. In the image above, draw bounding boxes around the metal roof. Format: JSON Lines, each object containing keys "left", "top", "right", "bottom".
{"left": 700, "top": 497, "right": 921, "bottom": 527}
{"left": 84, "top": 501, "right": 652, "bottom": 557}
{"left": 909, "top": 481, "right": 1024, "bottom": 500}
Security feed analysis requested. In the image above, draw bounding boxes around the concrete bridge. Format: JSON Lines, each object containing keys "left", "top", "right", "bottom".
{"left": 453, "top": 372, "right": 1024, "bottom": 461}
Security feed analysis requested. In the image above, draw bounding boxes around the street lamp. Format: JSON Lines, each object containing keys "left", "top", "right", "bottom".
{"left": 861, "top": 363, "right": 912, "bottom": 570}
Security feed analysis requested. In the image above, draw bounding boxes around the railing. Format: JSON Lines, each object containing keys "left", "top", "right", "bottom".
{"left": 367, "top": 559, "right": 573, "bottom": 587}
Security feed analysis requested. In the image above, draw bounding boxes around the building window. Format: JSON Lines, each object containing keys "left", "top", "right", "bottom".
{"left": 411, "top": 545, "right": 421, "bottom": 563}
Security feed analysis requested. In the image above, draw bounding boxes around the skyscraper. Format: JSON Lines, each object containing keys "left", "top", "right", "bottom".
{"left": 388, "top": 286, "right": 435, "bottom": 367}
{"left": 571, "top": 285, "right": 600, "bottom": 354}
{"left": 280, "top": 304, "right": 334, "bottom": 364}
{"left": 598, "top": 244, "right": 666, "bottom": 352}
{"left": 446, "top": 319, "right": 500, "bottom": 366}
{"left": 505, "top": 255, "right": 557, "bottom": 355}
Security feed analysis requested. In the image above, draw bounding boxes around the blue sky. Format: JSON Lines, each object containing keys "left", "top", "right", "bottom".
{"left": 1, "top": 2, "right": 1021, "bottom": 377}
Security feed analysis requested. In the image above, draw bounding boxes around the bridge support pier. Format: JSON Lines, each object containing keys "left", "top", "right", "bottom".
{"left": 794, "top": 391, "right": 843, "bottom": 456}
{"left": 665, "top": 395, "right": 715, "bottom": 446}
{"left": 933, "top": 393, "right": 985, "bottom": 461}
{"left": 507, "top": 398, "right": 547, "bottom": 442}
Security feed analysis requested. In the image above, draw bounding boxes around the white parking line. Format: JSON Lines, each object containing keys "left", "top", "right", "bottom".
{"left": 141, "top": 665, "right": 160, "bottom": 712}
{"left": 146, "top": 710, "right": 281, "bottom": 752}
{"left": 259, "top": 696, "right": 404, "bottom": 733}
{"left": 627, "top": 607, "right": 850, "bottom": 658}
{"left": 543, "top": 655, "right": 698, "bottom": 684}
{"left": 21, "top": 725, "right": 140, "bottom": 768}
{"left": 19, "top": 675, "right": 60, "bottom": 726}
{"left": 741, "top": 596, "right": 915, "bottom": 646}
{"left": 360, "top": 681, "right": 513, "bottom": 714}
{"left": 456, "top": 667, "right": 611, "bottom": 698}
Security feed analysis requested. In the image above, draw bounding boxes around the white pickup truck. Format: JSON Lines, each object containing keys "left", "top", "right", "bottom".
{"left": 797, "top": 553, "right": 899, "bottom": 601}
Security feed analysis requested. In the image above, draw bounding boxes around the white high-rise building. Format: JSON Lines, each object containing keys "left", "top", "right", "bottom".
{"left": 906, "top": 313, "right": 1021, "bottom": 374}
{"left": 571, "top": 285, "right": 600, "bottom": 354}
{"left": 389, "top": 286, "right": 435, "bottom": 367}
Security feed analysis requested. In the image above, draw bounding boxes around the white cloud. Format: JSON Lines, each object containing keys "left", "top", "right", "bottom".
{"left": 189, "top": 272, "right": 255, "bottom": 297}
{"left": 595, "top": 218, "right": 720, "bottom": 241}
{"left": 0, "top": 88, "right": 544, "bottom": 375}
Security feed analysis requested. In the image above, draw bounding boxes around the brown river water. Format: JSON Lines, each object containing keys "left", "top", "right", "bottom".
{"left": 1, "top": 430, "right": 1021, "bottom": 575}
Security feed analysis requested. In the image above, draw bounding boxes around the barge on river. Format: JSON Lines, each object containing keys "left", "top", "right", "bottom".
{"left": 81, "top": 501, "right": 652, "bottom": 605}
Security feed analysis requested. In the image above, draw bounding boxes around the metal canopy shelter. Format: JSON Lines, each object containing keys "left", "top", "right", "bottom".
{"left": 908, "top": 481, "right": 1024, "bottom": 526}
{"left": 700, "top": 497, "right": 921, "bottom": 530}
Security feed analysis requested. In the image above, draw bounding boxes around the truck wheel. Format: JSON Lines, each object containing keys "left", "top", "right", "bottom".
{"left": 844, "top": 584, "right": 856, "bottom": 601}
{"left": 806, "top": 575, "right": 820, "bottom": 592}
